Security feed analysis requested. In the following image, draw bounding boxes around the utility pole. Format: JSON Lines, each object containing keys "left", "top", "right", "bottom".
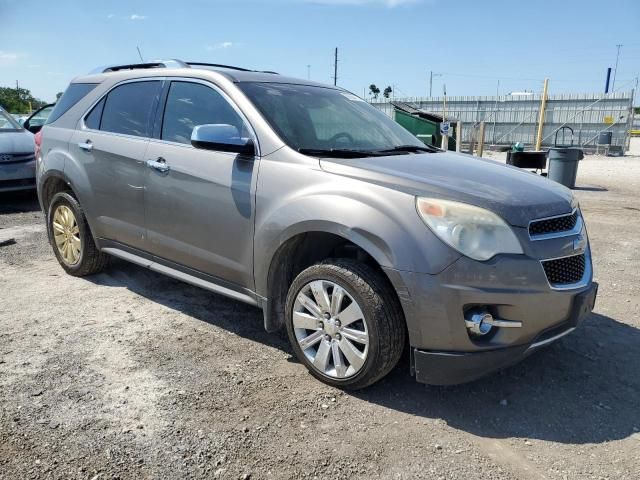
{"left": 429, "top": 71, "right": 442, "bottom": 97}
{"left": 612, "top": 44, "right": 622, "bottom": 91}
{"left": 429, "top": 71, "right": 433, "bottom": 97}
{"left": 333, "top": 48, "right": 338, "bottom": 86}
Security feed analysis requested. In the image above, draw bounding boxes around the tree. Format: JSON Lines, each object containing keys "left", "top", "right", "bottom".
{"left": 56, "top": 92, "right": 64, "bottom": 101}
{"left": 0, "top": 86, "right": 47, "bottom": 113}
{"left": 368, "top": 84, "right": 380, "bottom": 99}
{"left": 383, "top": 86, "right": 393, "bottom": 99}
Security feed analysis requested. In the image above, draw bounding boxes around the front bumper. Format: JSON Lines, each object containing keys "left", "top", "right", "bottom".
{"left": 383, "top": 239, "right": 595, "bottom": 385}
{"left": 412, "top": 282, "right": 597, "bottom": 385}
{"left": 0, "top": 159, "right": 36, "bottom": 192}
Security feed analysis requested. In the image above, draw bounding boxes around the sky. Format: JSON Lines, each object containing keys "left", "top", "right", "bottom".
{"left": 1, "top": 0, "right": 639, "bottom": 104}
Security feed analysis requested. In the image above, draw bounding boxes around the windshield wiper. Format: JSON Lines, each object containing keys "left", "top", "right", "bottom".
{"left": 298, "top": 148, "right": 385, "bottom": 158}
{"left": 374, "top": 144, "right": 441, "bottom": 154}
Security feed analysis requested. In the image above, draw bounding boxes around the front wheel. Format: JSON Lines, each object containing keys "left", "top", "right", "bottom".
{"left": 285, "top": 259, "right": 406, "bottom": 390}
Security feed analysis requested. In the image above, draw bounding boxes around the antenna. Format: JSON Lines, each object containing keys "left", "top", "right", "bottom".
{"left": 136, "top": 46, "right": 144, "bottom": 62}
{"left": 333, "top": 48, "right": 338, "bottom": 86}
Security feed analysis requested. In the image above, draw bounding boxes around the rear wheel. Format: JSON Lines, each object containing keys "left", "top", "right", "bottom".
{"left": 285, "top": 259, "right": 405, "bottom": 390}
{"left": 48, "top": 192, "right": 109, "bottom": 276}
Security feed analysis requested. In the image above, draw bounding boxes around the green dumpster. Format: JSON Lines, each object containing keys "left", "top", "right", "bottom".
{"left": 392, "top": 102, "right": 456, "bottom": 150}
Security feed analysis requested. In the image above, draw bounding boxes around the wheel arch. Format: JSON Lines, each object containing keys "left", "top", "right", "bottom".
{"left": 260, "top": 226, "right": 403, "bottom": 333}
{"left": 39, "top": 170, "right": 75, "bottom": 213}
{"left": 39, "top": 170, "right": 101, "bottom": 247}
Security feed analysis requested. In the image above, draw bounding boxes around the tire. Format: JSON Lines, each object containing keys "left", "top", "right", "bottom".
{"left": 47, "top": 191, "right": 109, "bottom": 276}
{"left": 285, "top": 258, "right": 406, "bottom": 390}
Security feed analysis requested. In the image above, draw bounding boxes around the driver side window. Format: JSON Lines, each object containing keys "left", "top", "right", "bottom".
{"left": 161, "top": 81, "right": 248, "bottom": 145}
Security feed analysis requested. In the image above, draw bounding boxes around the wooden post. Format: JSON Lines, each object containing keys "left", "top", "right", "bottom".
{"left": 535, "top": 78, "right": 549, "bottom": 151}
{"left": 468, "top": 124, "right": 476, "bottom": 154}
{"left": 456, "top": 121, "right": 462, "bottom": 152}
{"left": 477, "top": 121, "right": 486, "bottom": 157}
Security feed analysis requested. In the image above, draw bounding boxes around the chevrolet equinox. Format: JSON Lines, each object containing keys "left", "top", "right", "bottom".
{"left": 36, "top": 60, "right": 597, "bottom": 389}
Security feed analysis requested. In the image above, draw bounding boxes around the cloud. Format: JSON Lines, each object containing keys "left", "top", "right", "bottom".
{"left": 130, "top": 14, "right": 147, "bottom": 20}
{"left": 107, "top": 14, "right": 115, "bottom": 19}
{"left": 206, "top": 41, "right": 234, "bottom": 51}
{"left": 305, "top": 0, "right": 421, "bottom": 6}
{"left": 0, "top": 51, "right": 20, "bottom": 61}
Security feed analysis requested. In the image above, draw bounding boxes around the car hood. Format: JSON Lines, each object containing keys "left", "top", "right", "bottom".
{"left": 319, "top": 151, "right": 574, "bottom": 227}
{"left": 0, "top": 130, "right": 35, "bottom": 154}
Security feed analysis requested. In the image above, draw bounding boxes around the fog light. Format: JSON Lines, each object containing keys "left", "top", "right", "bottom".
{"left": 465, "top": 310, "right": 494, "bottom": 336}
{"left": 464, "top": 309, "right": 523, "bottom": 337}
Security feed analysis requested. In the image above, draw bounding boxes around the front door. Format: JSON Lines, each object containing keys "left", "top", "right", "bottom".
{"left": 143, "top": 80, "right": 258, "bottom": 289}
{"left": 69, "top": 80, "right": 162, "bottom": 250}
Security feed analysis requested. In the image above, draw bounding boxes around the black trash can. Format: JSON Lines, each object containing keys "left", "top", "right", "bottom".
{"left": 547, "top": 127, "right": 584, "bottom": 189}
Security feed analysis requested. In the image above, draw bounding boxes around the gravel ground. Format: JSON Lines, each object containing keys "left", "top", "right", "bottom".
{"left": 1, "top": 141, "right": 640, "bottom": 480}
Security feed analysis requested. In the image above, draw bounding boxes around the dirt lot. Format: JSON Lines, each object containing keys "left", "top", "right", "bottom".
{"left": 1, "top": 141, "right": 640, "bottom": 480}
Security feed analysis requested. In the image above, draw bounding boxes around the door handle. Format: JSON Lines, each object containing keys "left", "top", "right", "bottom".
{"left": 146, "top": 157, "right": 170, "bottom": 173}
{"left": 78, "top": 140, "right": 93, "bottom": 152}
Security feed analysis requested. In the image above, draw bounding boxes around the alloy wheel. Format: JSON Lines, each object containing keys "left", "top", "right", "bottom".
{"left": 293, "top": 280, "right": 369, "bottom": 379}
{"left": 52, "top": 205, "right": 81, "bottom": 265}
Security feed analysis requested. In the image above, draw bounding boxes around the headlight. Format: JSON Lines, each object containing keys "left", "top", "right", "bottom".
{"left": 416, "top": 197, "right": 523, "bottom": 261}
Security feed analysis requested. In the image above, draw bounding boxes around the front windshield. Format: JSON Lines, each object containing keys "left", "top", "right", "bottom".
{"left": 238, "top": 82, "right": 424, "bottom": 152}
{"left": 0, "top": 110, "right": 22, "bottom": 131}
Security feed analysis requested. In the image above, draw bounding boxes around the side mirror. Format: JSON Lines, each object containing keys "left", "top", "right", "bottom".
{"left": 191, "top": 124, "right": 255, "bottom": 157}
{"left": 24, "top": 121, "right": 43, "bottom": 135}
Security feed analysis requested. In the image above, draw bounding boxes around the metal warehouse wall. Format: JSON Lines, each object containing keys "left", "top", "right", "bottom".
{"left": 371, "top": 92, "right": 634, "bottom": 149}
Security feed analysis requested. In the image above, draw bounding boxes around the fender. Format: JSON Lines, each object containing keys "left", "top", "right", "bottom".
{"left": 253, "top": 181, "right": 461, "bottom": 299}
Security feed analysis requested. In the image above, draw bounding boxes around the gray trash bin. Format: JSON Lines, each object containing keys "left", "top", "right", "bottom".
{"left": 547, "top": 127, "right": 584, "bottom": 189}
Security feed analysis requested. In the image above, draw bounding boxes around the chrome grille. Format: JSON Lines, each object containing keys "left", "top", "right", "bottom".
{"left": 0, "top": 152, "right": 35, "bottom": 164}
{"left": 542, "top": 254, "right": 586, "bottom": 286}
{"left": 529, "top": 210, "right": 578, "bottom": 237}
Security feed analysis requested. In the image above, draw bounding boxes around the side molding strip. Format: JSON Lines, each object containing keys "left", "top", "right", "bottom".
{"left": 102, "top": 247, "right": 259, "bottom": 307}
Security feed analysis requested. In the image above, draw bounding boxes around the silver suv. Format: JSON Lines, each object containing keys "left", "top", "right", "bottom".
{"left": 37, "top": 60, "right": 597, "bottom": 389}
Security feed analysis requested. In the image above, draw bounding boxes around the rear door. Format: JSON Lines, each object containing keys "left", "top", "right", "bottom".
{"left": 69, "top": 79, "right": 162, "bottom": 250}
{"left": 143, "top": 79, "right": 258, "bottom": 289}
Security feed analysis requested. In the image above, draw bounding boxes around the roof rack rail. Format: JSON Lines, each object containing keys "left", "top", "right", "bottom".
{"left": 89, "top": 59, "right": 190, "bottom": 74}
{"left": 88, "top": 59, "right": 280, "bottom": 76}
{"left": 186, "top": 62, "right": 252, "bottom": 72}
{"left": 186, "top": 62, "right": 279, "bottom": 75}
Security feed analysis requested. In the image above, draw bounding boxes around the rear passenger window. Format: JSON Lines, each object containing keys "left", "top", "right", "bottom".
{"left": 100, "top": 81, "right": 161, "bottom": 138}
{"left": 85, "top": 98, "right": 105, "bottom": 130}
{"left": 161, "top": 81, "right": 248, "bottom": 145}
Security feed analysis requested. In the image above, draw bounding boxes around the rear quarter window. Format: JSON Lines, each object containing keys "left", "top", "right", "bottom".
{"left": 46, "top": 83, "right": 98, "bottom": 124}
